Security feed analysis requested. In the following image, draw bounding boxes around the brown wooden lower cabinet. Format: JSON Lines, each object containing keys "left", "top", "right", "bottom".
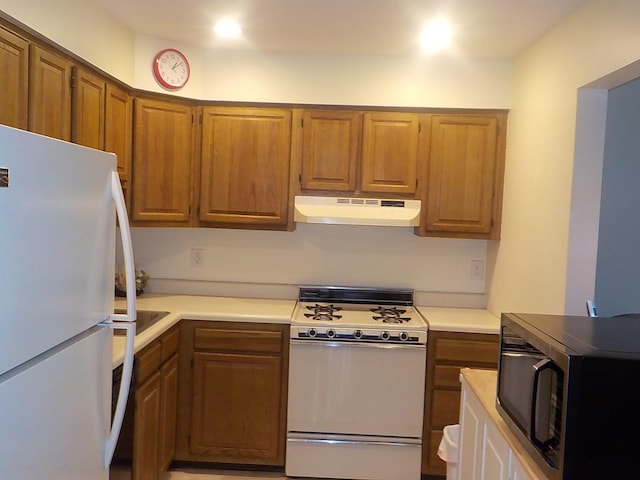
{"left": 134, "top": 370, "right": 162, "bottom": 479}
{"left": 421, "top": 330, "right": 499, "bottom": 476}
{"left": 114, "top": 325, "right": 180, "bottom": 480}
{"left": 159, "top": 353, "right": 179, "bottom": 472}
{"left": 175, "top": 320, "right": 289, "bottom": 467}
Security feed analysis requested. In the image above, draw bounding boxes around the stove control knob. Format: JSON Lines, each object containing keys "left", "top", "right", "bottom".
{"left": 308, "top": 328, "right": 317, "bottom": 338}
{"left": 353, "top": 329, "right": 363, "bottom": 339}
{"left": 327, "top": 329, "right": 336, "bottom": 338}
{"left": 380, "top": 331, "right": 390, "bottom": 341}
{"left": 399, "top": 332, "right": 409, "bottom": 341}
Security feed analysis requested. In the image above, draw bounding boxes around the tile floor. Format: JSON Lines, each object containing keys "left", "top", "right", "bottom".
{"left": 111, "top": 466, "right": 289, "bottom": 480}
{"left": 163, "top": 467, "right": 288, "bottom": 480}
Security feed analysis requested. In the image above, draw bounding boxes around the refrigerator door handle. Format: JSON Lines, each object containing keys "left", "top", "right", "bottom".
{"left": 102, "top": 172, "right": 138, "bottom": 468}
{"left": 101, "top": 321, "right": 136, "bottom": 468}
{"left": 109, "top": 172, "right": 136, "bottom": 322}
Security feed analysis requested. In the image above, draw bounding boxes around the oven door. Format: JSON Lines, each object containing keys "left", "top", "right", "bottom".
{"left": 287, "top": 340, "right": 426, "bottom": 438}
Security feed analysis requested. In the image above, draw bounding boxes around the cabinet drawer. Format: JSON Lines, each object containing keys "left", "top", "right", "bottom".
{"left": 433, "top": 338, "right": 498, "bottom": 365}
{"left": 161, "top": 326, "right": 179, "bottom": 362}
{"left": 430, "top": 389, "right": 461, "bottom": 427}
{"left": 194, "top": 327, "right": 283, "bottom": 354}
{"left": 428, "top": 429, "right": 445, "bottom": 469}
{"left": 136, "top": 340, "right": 162, "bottom": 382}
{"left": 433, "top": 364, "right": 463, "bottom": 388}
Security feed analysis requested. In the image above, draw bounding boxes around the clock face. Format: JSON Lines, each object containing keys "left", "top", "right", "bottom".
{"left": 153, "top": 49, "right": 190, "bottom": 90}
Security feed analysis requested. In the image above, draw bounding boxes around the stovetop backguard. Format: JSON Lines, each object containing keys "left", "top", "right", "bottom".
{"left": 298, "top": 285, "right": 414, "bottom": 306}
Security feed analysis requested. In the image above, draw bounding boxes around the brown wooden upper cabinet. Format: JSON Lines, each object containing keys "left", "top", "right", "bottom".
{"left": 132, "top": 97, "right": 195, "bottom": 225}
{"left": 298, "top": 109, "right": 361, "bottom": 192}
{"left": 296, "top": 109, "right": 424, "bottom": 197}
{"left": 199, "top": 106, "right": 292, "bottom": 228}
{"left": 105, "top": 82, "right": 133, "bottom": 201}
{"left": 71, "top": 69, "right": 132, "bottom": 203}
{"left": 72, "top": 67, "right": 105, "bottom": 150}
{"left": 361, "top": 112, "right": 424, "bottom": 195}
{"left": 418, "top": 113, "right": 507, "bottom": 239}
{"left": 0, "top": 14, "right": 509, "bottom": 238}
{"left": 0, "top": 26, "right": 29, "bottom": 129}
{"left": 29, "top": 45, "right": 72, "bottom": 141}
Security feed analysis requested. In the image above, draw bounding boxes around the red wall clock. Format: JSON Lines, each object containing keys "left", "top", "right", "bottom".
{"left": 152, "top": 48, "right": 190, "bottom": 90}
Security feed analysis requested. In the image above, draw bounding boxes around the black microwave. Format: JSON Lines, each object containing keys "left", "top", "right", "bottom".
{"left": 497, "top": 312, "right": 640, "bottom": 480}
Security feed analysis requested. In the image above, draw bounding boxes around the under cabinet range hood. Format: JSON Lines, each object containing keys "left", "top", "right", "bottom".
{"left": 294, "top": 196, "right": 421, "bottom": 227}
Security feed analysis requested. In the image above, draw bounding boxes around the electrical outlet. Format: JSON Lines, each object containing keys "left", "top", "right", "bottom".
{"left": 191, "top": 248, "right": 204, "bottom": 267}
{"left": 470, "top": 260, "right": 484, "bottom": 281}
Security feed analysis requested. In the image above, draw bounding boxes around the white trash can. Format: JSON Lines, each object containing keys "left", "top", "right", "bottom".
{"left": 437, "top": 424, "right": 460, "bottom": 480}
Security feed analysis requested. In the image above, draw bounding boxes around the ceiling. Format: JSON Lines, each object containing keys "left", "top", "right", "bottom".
{"left": 98, "top": 0, "right": 586, "bottom": 59}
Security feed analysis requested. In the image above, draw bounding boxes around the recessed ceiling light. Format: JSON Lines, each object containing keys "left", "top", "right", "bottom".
{"left": 420, "top": 19, "right": 452, "bottom": 53}
{"left": 214, "top": 19, "right": 242, "bottom": 38}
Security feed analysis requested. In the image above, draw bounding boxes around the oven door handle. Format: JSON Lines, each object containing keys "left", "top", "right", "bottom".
{"left": 290, "top": 339, "right": 425, "bottom": 350}
{"left": 287, "top": 436, "right": 422, "bottom": 447}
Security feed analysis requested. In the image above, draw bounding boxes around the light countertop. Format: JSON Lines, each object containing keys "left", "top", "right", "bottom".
{"left": 112, "top": 294, "right": 500, "bottom": 367}
{"left": 111, "top": 294, "right": 296, "bottom": 368}
{"left": 461, "top": 369, "right": 549, "bottom": 480}
{"left": 417, "top": 306, "right": 500, "bottom": 334}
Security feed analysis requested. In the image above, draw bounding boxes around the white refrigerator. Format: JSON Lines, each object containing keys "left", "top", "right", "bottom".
{"left": 0, "top": 125, "right": 138, "bottom": 479}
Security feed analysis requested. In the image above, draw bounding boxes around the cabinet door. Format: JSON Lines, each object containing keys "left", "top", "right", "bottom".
{"left": 159, "top": 353, "right": 178, "bottom": 475}
{"left": 28, "top": 45, "right": 72, "bottom": 141}
{"left": 199, "top": 107, "right": 292, "bottom": 227}
{"left": 458, "top": 382, "right": 484, "bottom": 480}
{"left": 189, "top": 351, "right": 284, "bottom": 463}
{"left": 510, "top": 453, "right": 534, "bottom": 480}
{"left": 105, "top": 82, "right": 132, "bottom": 202}
{"left": 132, "top": 98, "right": 194, "bottom": 224}
{"left": 481, "top": 420, "right": 510, "bottom": 480}
{"left": 0, "top": 26, "right": 28, "bottom": 129}
{"left": 423, "top": 114, "right": 505, "bottom": 237}
{"left": 176, "top": 321, "right": 289, "bottom": 466}
{"left": 134, "top": 370, "right": 162, "bottom": 480}
{"left": 71, "top": 67, "right": 105, "bottom": 149}
{"left": 361, "top": 112, "right": 422, "bottom": 194}
{"left": 431, "top": 389, "right": 462, "bottom": 428}
{"left": 299, "top": 109, "right": 361, "bottom": 192}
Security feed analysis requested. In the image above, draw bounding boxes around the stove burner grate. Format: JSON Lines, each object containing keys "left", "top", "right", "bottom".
{"left": 371, "top": 306, "right": 411, "bottom": 324}
{"left": 305, "top": 304, "right": 343, "bottom": 321}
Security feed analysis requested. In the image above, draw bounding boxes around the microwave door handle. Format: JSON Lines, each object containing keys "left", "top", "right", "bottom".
{"left": 503, "top": 351, "right": 544, "bottom": 358}
{"left": 530, "top": 358, "right": 554, "bottom": 451}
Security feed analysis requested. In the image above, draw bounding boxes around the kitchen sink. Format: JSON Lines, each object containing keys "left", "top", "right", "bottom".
{"left": 113, "top": 309, "right": 170, "bottom": 336}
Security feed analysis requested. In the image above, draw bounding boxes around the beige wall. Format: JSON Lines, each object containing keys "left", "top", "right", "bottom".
{"left": 132, "top": 33, "right": 512, "bottom": 108}
{"left": 0, "top": 2, "right": 512, "bottom": 109}
{"left": 130, "top": 226, "right": 488, "bottom": 305}
{"left": 0, "top": 0, "right": 135, "bottom": 83}
{"left": 487, "top": 0, "right": 640, "bottom": 315}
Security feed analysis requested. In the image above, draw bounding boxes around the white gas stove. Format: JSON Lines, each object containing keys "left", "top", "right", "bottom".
{"left": 287, "top": 286, "right": 428, "bottom": 480}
